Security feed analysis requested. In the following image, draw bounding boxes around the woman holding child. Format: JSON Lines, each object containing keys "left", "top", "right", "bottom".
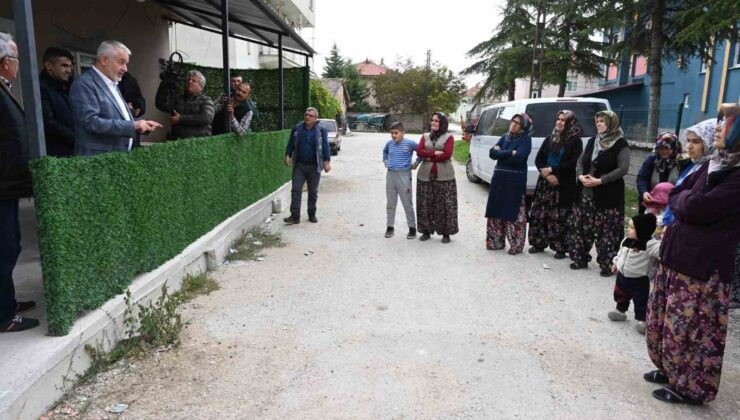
{"left": 568, "top": 111, "right": 629, "bottom": 276}
{"left": 416, "top": 112, "right": 458, "bottom": 243}
{"left": 527, "top": 110, "right": 582, "bottom": 258}
{"left": 636, "top": 132, "right": 681, "bottom": 213}
{"left": 645, "top": 103, "right": 740, "bottom": 405}
{"left": 484, "top": 113, "right": 532, "bottom": 255}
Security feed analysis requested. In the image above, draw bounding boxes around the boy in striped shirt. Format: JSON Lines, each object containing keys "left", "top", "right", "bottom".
{"left": 383, "top": 121, "right": 418, "bottom": 239}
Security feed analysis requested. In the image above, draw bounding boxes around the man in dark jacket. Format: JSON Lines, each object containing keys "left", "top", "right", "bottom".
{"left": 0, "top": 32, "right": 39, "bottom": 333}
{"left": 39, "top": 47, "right": 75, "bottom": 157}
{"left": 156, "top": 69, "right": 214, "bottom": 140}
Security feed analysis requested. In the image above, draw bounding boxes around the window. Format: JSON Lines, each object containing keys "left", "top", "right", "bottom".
{"left": 530, "top": 90, "right": 540, "bottom": 98}
{"left": 73, "top": 51, "right": 95, "bottom": 76}
{"left": 490, "top": 106, "right": 516, "bottom": 136}
{"left": 700, "top": 56, "right": 710, "bottom": 73}
{"left": 524, "top": 101, "right": 608, "bottom": 138}
{"left": 475, "top": 108, "right": 498, "bottom": 136}
{"left": 734, "top": 40, "right": 740, "bottom": 67}
{"left": 565, "top": 74, "right": 578, "bottom": 92}
{"left": 606, "top": 63, "right": 618, "bottom": 81}
{"left": 318, "top": 120, "right": 337, "bottom": 132}
{"left": 632, "top": 55, "right": 647, "bottom": 77}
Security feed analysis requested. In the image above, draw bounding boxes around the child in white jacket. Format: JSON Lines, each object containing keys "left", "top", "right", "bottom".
{"left": 608, "top": 213, "right": 660, "bottom": 334}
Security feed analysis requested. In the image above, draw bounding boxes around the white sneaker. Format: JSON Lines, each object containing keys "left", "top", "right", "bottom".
{"left": 608, "top": 310, "right": 627, "bottom": 321}
{"left": 635, "top": 321, "right": 646, "bottom": 335}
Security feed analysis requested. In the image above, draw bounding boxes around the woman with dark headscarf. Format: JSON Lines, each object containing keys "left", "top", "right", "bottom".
{"left": 644, "top": 103, "right": 740, "bottom": 405}
{"left": 636, "top": 132, "right": 682, "bottom": 213}
{"left": 528, "top": 110, "right": 583, "bottom": 258}
{"left": 485, "top": 113, "right": 533, "bottom": 255}
{"left": 568, "top": 110, "right": 630, "bottom": 276}
{"left": 416, "top": 112, "right": 458, "bottom": 243}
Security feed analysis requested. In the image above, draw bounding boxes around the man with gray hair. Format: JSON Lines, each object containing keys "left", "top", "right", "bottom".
{"left": 0, "top": 32, "right": 39, "bottom": 332}
{"left": 70, "top": 40, "right": 162, "bottom": 155}
{"left": 155, "top": 69, "right": 214, "bottom": 139}
{"left": 283, "top": 107, "right": 332, "bottom": 224}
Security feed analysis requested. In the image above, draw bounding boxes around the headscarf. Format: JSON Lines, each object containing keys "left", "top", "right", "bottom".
{"left": 654, "top": 132, "right": 679, "bottom": 175}
{"left": 551, "top": 110, "right": 582, "bottom": 152}
{"left": 509, "top": 113, "right": 533, "bottom": 141}
{"left": 709, "top": 103, "right": 740, "bottom": 174}
{"left": 683, "top": 119, "right": 716, "bottom": 165}
{"left": 592, "top": 110, "right": 624, "bottom": 161}
{"left": 429, "top": 111, "right": 449, "bottom": 142}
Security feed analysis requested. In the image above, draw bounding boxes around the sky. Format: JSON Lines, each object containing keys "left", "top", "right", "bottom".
{"left": 302, "top": 0, "right": 508, "bottom": 88}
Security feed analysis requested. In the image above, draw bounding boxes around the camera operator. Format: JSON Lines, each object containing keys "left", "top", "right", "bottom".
{"left": 155, "top": 69, "right": 214, "bottom": 140}
{"left": 212, "top": 82, "right": 253, "bottom": 136}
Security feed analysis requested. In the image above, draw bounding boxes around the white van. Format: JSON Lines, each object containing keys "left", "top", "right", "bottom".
{"left": 466, "top": 97, "right": 611, "bottom": 193}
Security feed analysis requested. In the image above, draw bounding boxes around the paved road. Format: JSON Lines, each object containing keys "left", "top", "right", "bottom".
{"left": 77, "top": 131, "right": 740, "bottom": 419}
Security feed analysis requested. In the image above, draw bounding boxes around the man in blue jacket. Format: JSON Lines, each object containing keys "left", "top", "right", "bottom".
{"left": 39, "top": 47, "right": 75, "bottom": 157}
{"left": 283, "top": 107, "right": 332, "bottom": 224}
{"left": 70, "top": 40, "right": 162, "bottom": 156}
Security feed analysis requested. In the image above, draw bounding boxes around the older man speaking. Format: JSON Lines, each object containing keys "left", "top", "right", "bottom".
{"left": 71, "top": 40, "right": 161, "bottom": 156}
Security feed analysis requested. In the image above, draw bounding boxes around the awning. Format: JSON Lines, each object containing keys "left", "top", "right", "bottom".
{"left": 154, "top": 0, "right": 316, "bottom": 57}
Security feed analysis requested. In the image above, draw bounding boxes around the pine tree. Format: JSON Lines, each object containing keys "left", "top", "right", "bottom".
{"left": 322, "top": 43, "right": 345, "bottom": 78}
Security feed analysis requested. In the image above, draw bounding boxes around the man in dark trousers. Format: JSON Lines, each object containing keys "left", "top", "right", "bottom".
{"left": 283, "top": 107, "right": 332, "bottom": 224}
{"left": 39, "top": 47, "right": 75, "bottom": 157}
{"left": 0, "top": 33, "right": 39, "bottom": 333}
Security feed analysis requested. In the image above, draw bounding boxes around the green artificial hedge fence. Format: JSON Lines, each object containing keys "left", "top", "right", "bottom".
{"left": 31, "top": 131, "right": 291, "bottom": 335}
{"left": 180, "top": 64, "right": 310, "bottom": 132}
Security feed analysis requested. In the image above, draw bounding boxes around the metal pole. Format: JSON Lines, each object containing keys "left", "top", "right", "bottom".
{"left": 221, "top": 0, "right": 231, "bottom": 132}
{"left": 278, "top": 34, "right": 284, "bottom": 130}
{"left": 537, "top": 8, "right": 546, "bottom": 97}
{"left": 674, "top": 101, "right": 684, "bottom": 137}
{"left": 12, "top": 0, "right": 46, "bottom": 157}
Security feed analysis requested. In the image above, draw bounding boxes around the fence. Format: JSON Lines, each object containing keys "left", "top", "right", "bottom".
{"left": 181, "top": 64, "right": 310, "bottom": 132}
{"left": 31, "top": 131, "right": 291, "bottom": 335}
{"left": 616, "top": 103, "right": 684, "bottom": 142}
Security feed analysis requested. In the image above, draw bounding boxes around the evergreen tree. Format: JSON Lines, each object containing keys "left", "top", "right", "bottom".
{"left": 322, "top": 43, "right": 345, "bottom": 78}
{"left": 342, "top": 64, "right": 370, "bottom": 111}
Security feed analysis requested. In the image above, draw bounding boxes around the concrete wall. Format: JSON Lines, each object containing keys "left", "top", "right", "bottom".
{"left": 1, "top": 0, "right": 172, "bottom": 142}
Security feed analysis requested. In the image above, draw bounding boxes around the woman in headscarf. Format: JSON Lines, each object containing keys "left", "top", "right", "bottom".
{"left": 568, "top": 110, "right": 630, "bottom": 276}
{"left": 661, "top": 118, "right": 716, "bottom": 228}
{"left": 644, "top": 103, "right": 740, "bottom": 405}
{"left": 416, "top": 111, "right": 458, "bottom": 243}
{"left": 636, "top": 132, "right": 682, "bottom": 213}
{"left": 485, "top": 113, "right": 533, "bottom": 255}
{"left": 528, "top": 110, "right": 583, "bottom": 258}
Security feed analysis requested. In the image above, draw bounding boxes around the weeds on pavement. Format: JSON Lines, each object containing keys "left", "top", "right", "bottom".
{"left": 226, "top": 226, "right": 284, "bottom": 261}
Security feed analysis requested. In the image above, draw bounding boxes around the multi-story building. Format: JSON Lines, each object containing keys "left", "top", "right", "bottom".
{"left": 354, "top": 58, "right": 388, "bottom": 111}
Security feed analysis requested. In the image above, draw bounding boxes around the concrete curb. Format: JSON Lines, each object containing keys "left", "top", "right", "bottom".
{"left": 0, "top": 182, "right": 290, "bottom": 420}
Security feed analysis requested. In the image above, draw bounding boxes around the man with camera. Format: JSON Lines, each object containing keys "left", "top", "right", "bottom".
{"left": 212, "top": 82, "right": 253, "bottom": 136}
{"left": 155, "top": 69, "right": 214, "bottom": 140}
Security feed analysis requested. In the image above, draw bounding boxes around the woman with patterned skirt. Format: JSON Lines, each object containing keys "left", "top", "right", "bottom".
{"left": 416, "top": 112, "right": 458, "bottom": 243}
{"left": 645, "top": 103, "right": 740, "bottom": 405}
{"left": 485, "top": 113, "right": 532, "bottom": 255}
{"left": 568, "top": 111, "right": 629, "bottom": 277}
{"left": 528, "top": 110, "right": 583, "bottom": 259}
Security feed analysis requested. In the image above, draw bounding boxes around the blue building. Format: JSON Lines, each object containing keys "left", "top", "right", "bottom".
{"left": 576, "top": 38, "right": 740, "bottom": 141}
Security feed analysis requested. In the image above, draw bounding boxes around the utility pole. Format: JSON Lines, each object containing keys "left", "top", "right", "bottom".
{"left": 529, "top": 3, "right": 541, "bottom": 98}
{"left": 423, "top": 49, "right": 431, "bottom": 131}
{"left": 537, "top": 7, "right": 546, "bottom": 98}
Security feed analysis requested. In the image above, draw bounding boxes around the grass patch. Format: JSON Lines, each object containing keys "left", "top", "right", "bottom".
{"left": 226, "top": 226, "right": 285, "bottom": 261}
{"left": 178, "top": 272, "right": 219, "bottom": 303}
{"left": 625, "top": 185, "right": 639, "bottom": 220}
{"left": 453, "top": 140, "right": 470, "bottom": 164}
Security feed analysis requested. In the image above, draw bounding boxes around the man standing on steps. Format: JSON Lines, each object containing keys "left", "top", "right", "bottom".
{"left": 283, "top": 107, "right": 331, "bottom": 224}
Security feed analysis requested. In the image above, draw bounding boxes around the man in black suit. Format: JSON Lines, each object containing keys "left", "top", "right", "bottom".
{"left": 39, "top": 47, "right": 75, "bottom": 157}
{"left": 0, "top": 32, "right": 38, "bottom": 333}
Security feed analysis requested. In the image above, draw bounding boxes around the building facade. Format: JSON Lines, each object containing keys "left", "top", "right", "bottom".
{"left": 354, "top": 58, "right": 388, "bottom": 111}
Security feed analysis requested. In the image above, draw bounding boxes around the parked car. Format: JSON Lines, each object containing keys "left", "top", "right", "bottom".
{"left": 466, "top": 97, "right": 611, "bottom": 194}
{"left": 318, "top": 118, "right": 342, "bottom": 155}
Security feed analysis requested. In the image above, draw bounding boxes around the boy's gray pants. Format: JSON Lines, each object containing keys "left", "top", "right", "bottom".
{"left": 386, "top": 169, "right": 416, "bottom": 228}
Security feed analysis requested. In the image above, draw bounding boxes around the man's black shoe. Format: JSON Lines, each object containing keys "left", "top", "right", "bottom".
{"left": 283, "top": 215, "right": 300, "bottom": 225}
{"left": 15, "top": 301, "right": 36, "bottom": 314}
{"left": 407, "top": 227, "right": 417, "bottom": 239}
{"left": 308, "top": 214, "right": 318, "bottom": 223}
{"left": 1, "top": 315, "right": 40, "bottom": 333}
{"left": 385, "top": 227, "right": 395, "bottom": 238}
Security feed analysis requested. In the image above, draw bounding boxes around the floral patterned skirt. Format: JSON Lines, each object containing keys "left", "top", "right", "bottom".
{"left": 487, "top": 198, "right": 527, "bottom": 253}
{"left": 527, "top": 177, "right": 570, "bottom": 252}
{"left": 731, "top": 244, "right": 740, "bottom": 309}
{"left": 646, "top": 264, "right": 730, "bottom": 402}
{"left": 567, "top": 195, "right": 624, "bottom": 269}
{"left": 416, "top": 179, "right": 459, "bottom": 236}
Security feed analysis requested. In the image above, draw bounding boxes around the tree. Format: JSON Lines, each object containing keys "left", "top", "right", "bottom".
{"left": 322, "top": 43, "right": 345, "bottom": 78}
{"left": 599, "top": 0, "right": 738, "bottom": 139}
{"left": 310, "top": 79, "right": 341, "bottom": 121}
{"left": 374, "top": 60, "right": 466, "bottom": 116}
{"left": 342, "top": 64, "right": 370, "bottom": 111}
